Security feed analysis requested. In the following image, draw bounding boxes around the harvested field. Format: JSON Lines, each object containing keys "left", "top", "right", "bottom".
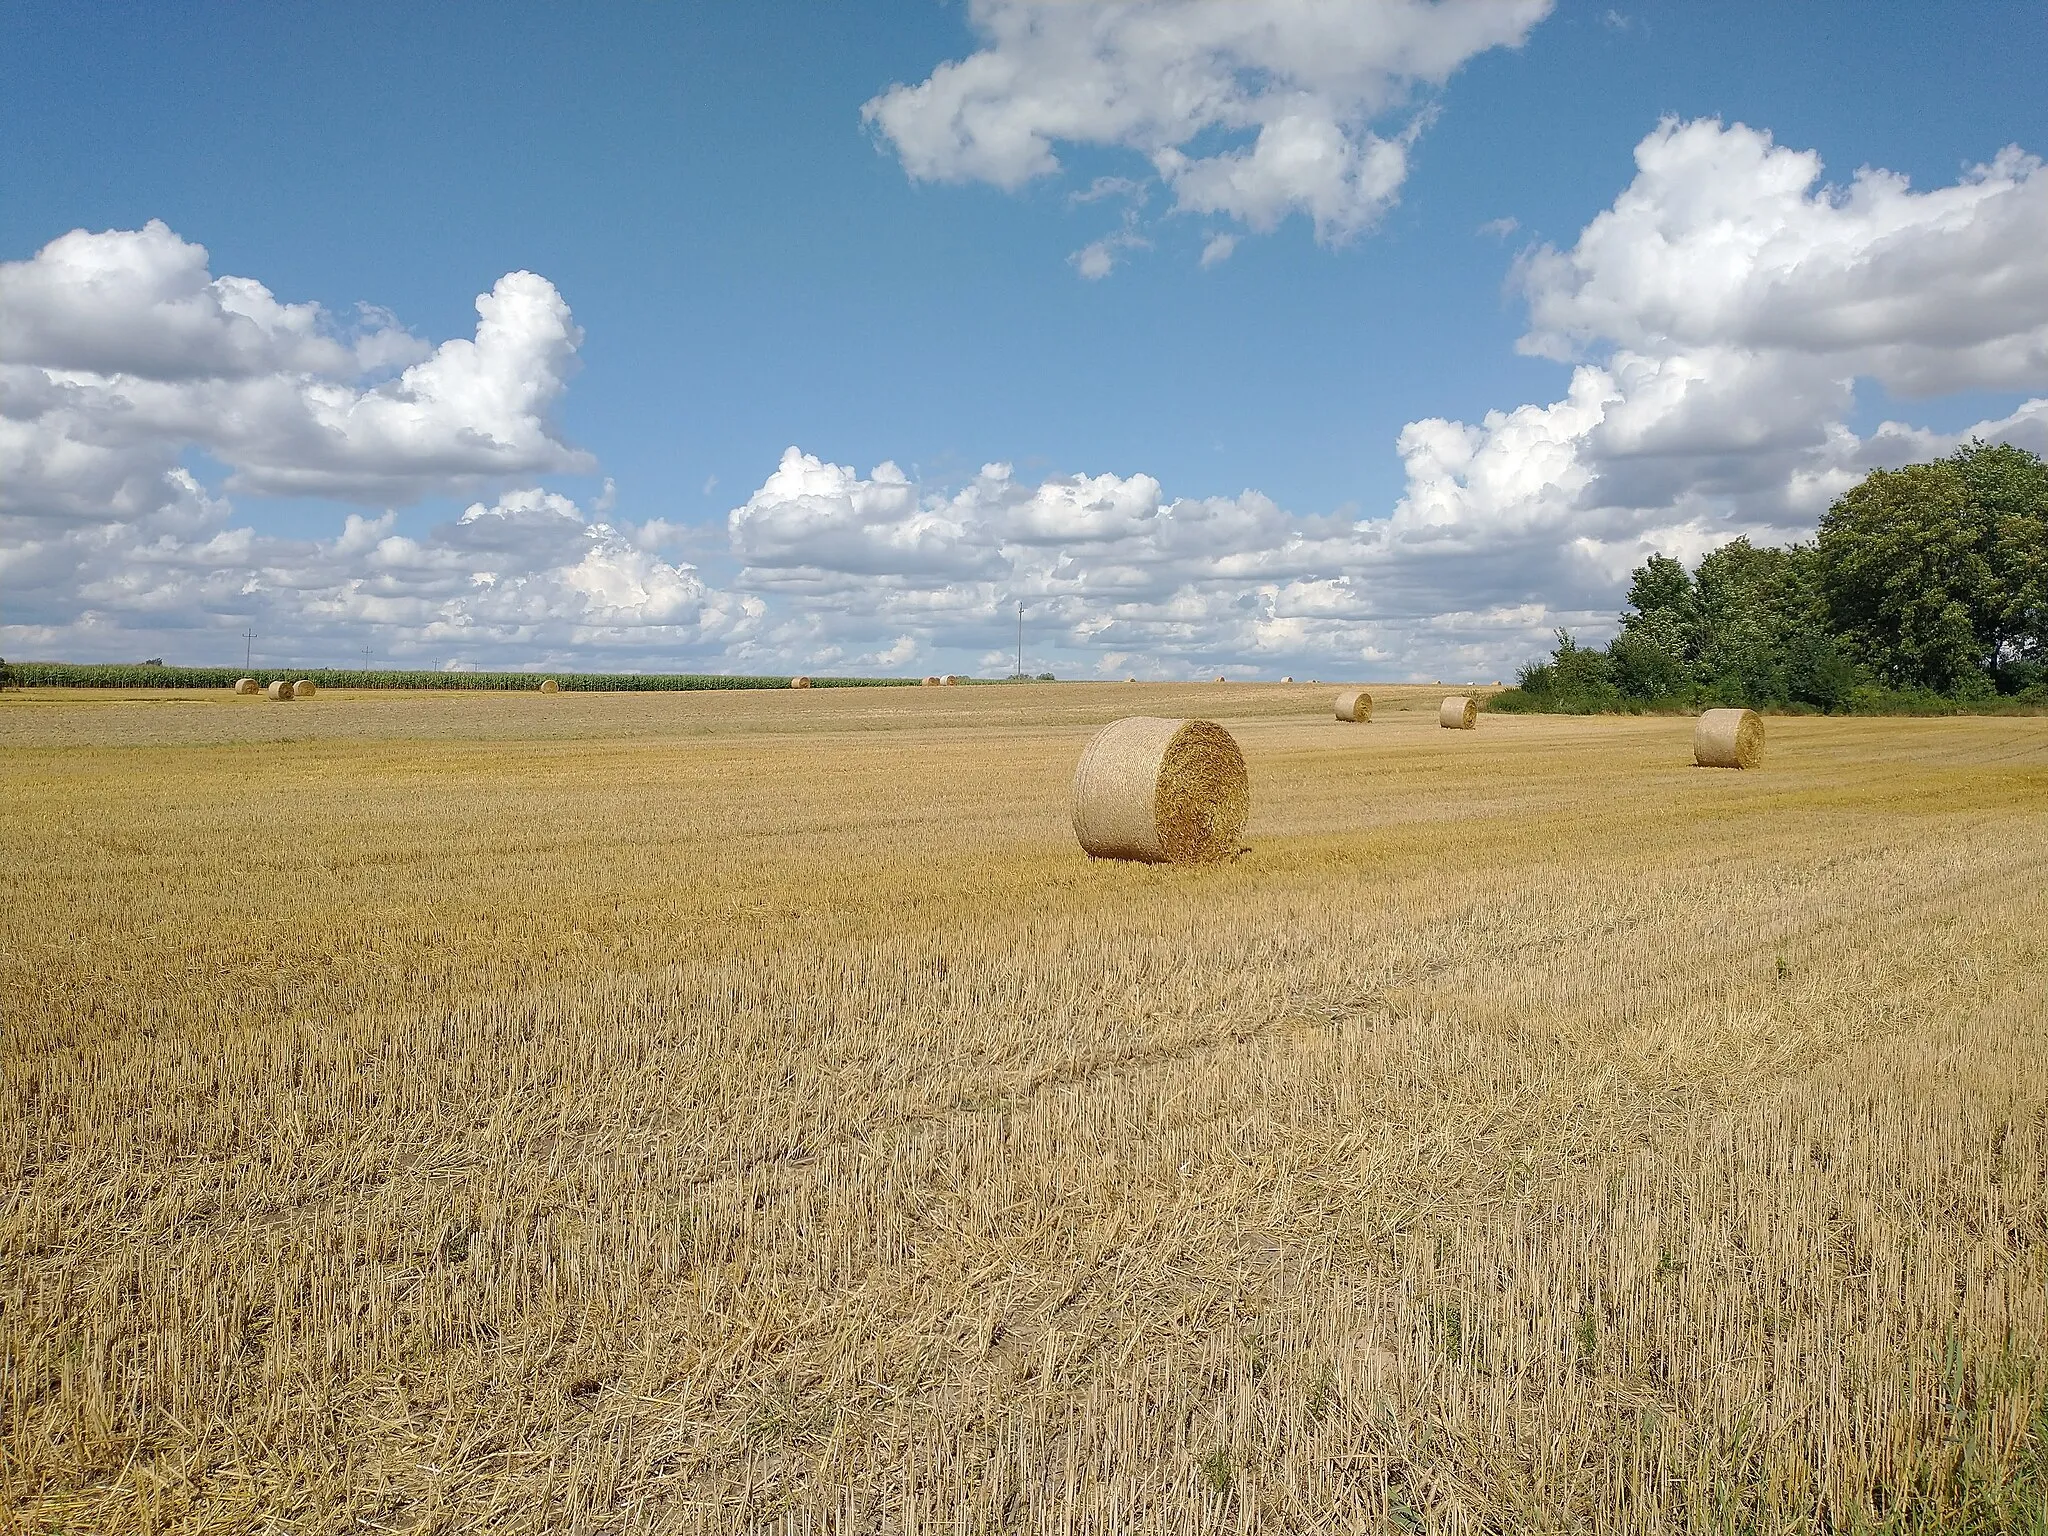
{"left": 2, "top": 683, "right": 2045, "bottom": 1533}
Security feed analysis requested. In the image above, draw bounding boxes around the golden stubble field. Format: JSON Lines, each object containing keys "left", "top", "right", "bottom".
{"left": 2, "top": 682, "right": 2045, "bottom": 1534}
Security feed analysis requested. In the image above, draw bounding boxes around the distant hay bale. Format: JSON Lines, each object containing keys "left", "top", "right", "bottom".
{"left": 265, "top": 680, "right": 293, "bottom": 701}
{"left": 1333, "top": 688, "right": 1373, "bottom": 723}
{"left": 1694, "top": 707, "right": 1764, "bottom": 769}
{"left": 1214, "top": 675, "right": 1226, "bottom": 683}
{"left": 289, "top": 679, "right": 316, "bottom": 699}
{"left": 1072, "top": 716, "right": 1249, "bottom": 864}
{"left": 1126, "top": 676, "right": 1137, "bottom": 683}
{"left": 790, "top": 676, "right": 812, "bottom": 689}
{"left": 943, "top": 674, "right": 961, "bottom": 685}
{"left": 1281, "top": 676, "right": 1293, "bottom": 683}
{"left": 539, "top": 679, "right": 559, "bottom": 694}
{"left": 922, "top": 675, "right": 941, "bottom": 687}
{"left": 234, "top": 677, "right": 259, "bottom": 695}
{"left": 1440, "top": 695, "right": 1477, "bottom": 730}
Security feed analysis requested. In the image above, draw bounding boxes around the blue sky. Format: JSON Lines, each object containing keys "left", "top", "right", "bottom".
{"left": 4, "top": 1, "right": 2047, "bottom": 678}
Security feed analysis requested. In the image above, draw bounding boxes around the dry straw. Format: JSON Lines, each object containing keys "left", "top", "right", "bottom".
{"left": 1071, "top": 716, "right": 1248, "bottom": 864}
{"left": 922, "top": 676, "right": 941, "bottom": 687}
{"left": 1694, "top": 707, "right": 1765, "bottom": 769}
{"left": 942, "top": 674, "right": 961, "bottom": 686}
{"left": 233, "top": 678, "right": 259, "bottom": 696}
{"left": 290, "top": 680, "right": 316, "bottom": 699}
{"left": 1333, "top": 688, "right": 1373, "bottom": 723}
{"left": 790, "top": 676, "right": 812, "bottom": 689}
{"left": 265, "top": 681, "right": 293, "bottom": 702}
{"left": 539, "top": 679, "right": 559, "bottom": 694}
{"left": 1440, "top": 695, "right": 1478, "bottom": 730}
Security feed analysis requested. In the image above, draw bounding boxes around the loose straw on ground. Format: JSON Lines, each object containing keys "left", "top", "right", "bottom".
{"left": 1440, "top": 695, "right": 1477, "bottom": 730}
{"left": 1694, "top": 707, "right": 1764, "bottom": 768}
{"left": 1333, "top": 689, "right": 1372, "bottom": 723}
{"left": 1072, "top": 717, "right": 1248, "bottom": 864}
{"left": 234, "top": 678, "right": 259, "bottom": 696}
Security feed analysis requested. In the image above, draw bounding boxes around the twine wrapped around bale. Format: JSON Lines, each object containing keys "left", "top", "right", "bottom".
{"left": 1072, "top": 716, "right": 1248, "bottom": 864}
{"left": 1333, "top": 688, "right": 1373, "bottom": 723}
{"left": 790, "top": 676, "right": 812, "bottom": 689}
{"left": 1694, "top": 707, "right": 1764, "bottom": 769}
{"left": 539, "top": 679, "right": 559, "bottom": 694}
{"left": 265, "top": 680, "right": 293, "bottom": 701}
{"left": 234, "top": 677, "right": 260, "bottom": 695}
{"left": 289, "top": 680, "right": 316, "bottom": 699}
{"left": 1439, "top": 695, "right": 1477, "bottom": 730}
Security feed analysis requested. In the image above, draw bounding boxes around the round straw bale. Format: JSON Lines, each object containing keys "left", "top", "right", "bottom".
{"left": 1215, "top": 675, "right": 1226, "bottom": 683}
{"left": 289, "top": 679, "right": 316, "bottom": 699}
{"left": 790, "top": 675, "right": 812, "bottom": 689}
{"left": 1694, "top": 707, "right": 1764, "bottom": 769}
{"left": 922, "top": 675, "right": 941, "bottom": 686}
{"left": 1439, "top": 695, "right": 1477, "bottom": 729}
{"left": 943, "top": 674, "right": 961, "bottom": 685}
{"left": 234, "top": 677, "right": 259, "bottom": 695}
{"left": 538, "top": 678, "right": 559, "bottom": 694}
{"left": 1072, "top": 716, "right": 1248, "bottom": 864}
{"left": 1333, "top": 688, "right": 1373, "bottom": 723}
{"left": 265, "top": 680, "right": 293, "bottom": 701}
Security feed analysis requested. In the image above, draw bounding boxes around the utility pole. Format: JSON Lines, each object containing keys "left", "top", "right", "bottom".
{"left": 361, "top": 643, "right": 372, "bottom": 671}
{"left": 242, "top": 627, "right": 256, "bottom": 670}
{"left": 1015, "top": 600, "right": 1023, "bottom": 679}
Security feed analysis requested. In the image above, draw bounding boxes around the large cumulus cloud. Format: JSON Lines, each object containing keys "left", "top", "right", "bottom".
{"left": 864, "top": 0, "right": 1552, "bottom": 271}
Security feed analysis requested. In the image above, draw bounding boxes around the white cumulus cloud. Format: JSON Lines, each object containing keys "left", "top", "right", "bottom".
{"left": 864, "top": 0, "right": 1552, "bottom": 261}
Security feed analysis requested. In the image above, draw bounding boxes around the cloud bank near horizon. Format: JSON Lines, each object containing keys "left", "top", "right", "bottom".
{"left": 4, "top": 120, "right": 2047, "bottom": 679}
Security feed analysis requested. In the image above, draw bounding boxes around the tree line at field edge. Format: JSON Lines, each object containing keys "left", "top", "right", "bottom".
{"left": 1492, "top": 441, "right": 2048, "bottom": 717}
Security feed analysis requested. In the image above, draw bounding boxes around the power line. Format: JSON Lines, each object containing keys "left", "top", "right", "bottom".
{"left": 242, "top": 627, "right": 257, "bottom": 670}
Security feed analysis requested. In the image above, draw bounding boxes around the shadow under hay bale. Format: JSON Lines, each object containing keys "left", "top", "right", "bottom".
{"left": 1333, "top": 688, "right": 1373, "bottom": 723}
{"left": 1695, "top": 707, "right": 1765, "bottom": 768}
{"left": 1072, "top": 716, "right": 1248, "bottom": 864}
{"left": 1440, "top": 695, "right": 1477, "bottom": 729}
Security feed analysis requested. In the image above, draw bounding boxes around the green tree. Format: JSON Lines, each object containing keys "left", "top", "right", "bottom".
{"left": 1949, "top": 440, "right": 2048, "bottom": 683}
{"left": 1818, "top": 461, "right": 2000, "bottom": 694}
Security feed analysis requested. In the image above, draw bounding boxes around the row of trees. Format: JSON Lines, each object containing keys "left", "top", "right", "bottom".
{"left": 1498, "top": 442, "right": 2048, "bottom": 713}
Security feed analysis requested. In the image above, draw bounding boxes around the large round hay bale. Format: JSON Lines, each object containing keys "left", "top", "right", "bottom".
{"left": 1072, "top": 716, "right": 1248, "bottom": 864}
{"left": 539, "top": 678, "right": 559, "bottom": 694}
{"left": 922, "top": 675, "right": 941, "bottom": 687}
{"left": 790, "top": 675, "right": 812, "bottom": 689}
{"left": 1333, "top": 688, "right": 1373, "bottom": 723}
{"left": 1694, "top": 707, "right": 1764, "bottom": 769}
{"left": 265, "top": 680, "right": 293, "bottom": 701}
{"left": 1439, "top": 695, "right": 1477, "bottom": 730}
{"left": 289, "top": 679, "right": 316, "bottom": 699}
{"left": 234, "top": 677, "right": 259, "bottom": 695}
